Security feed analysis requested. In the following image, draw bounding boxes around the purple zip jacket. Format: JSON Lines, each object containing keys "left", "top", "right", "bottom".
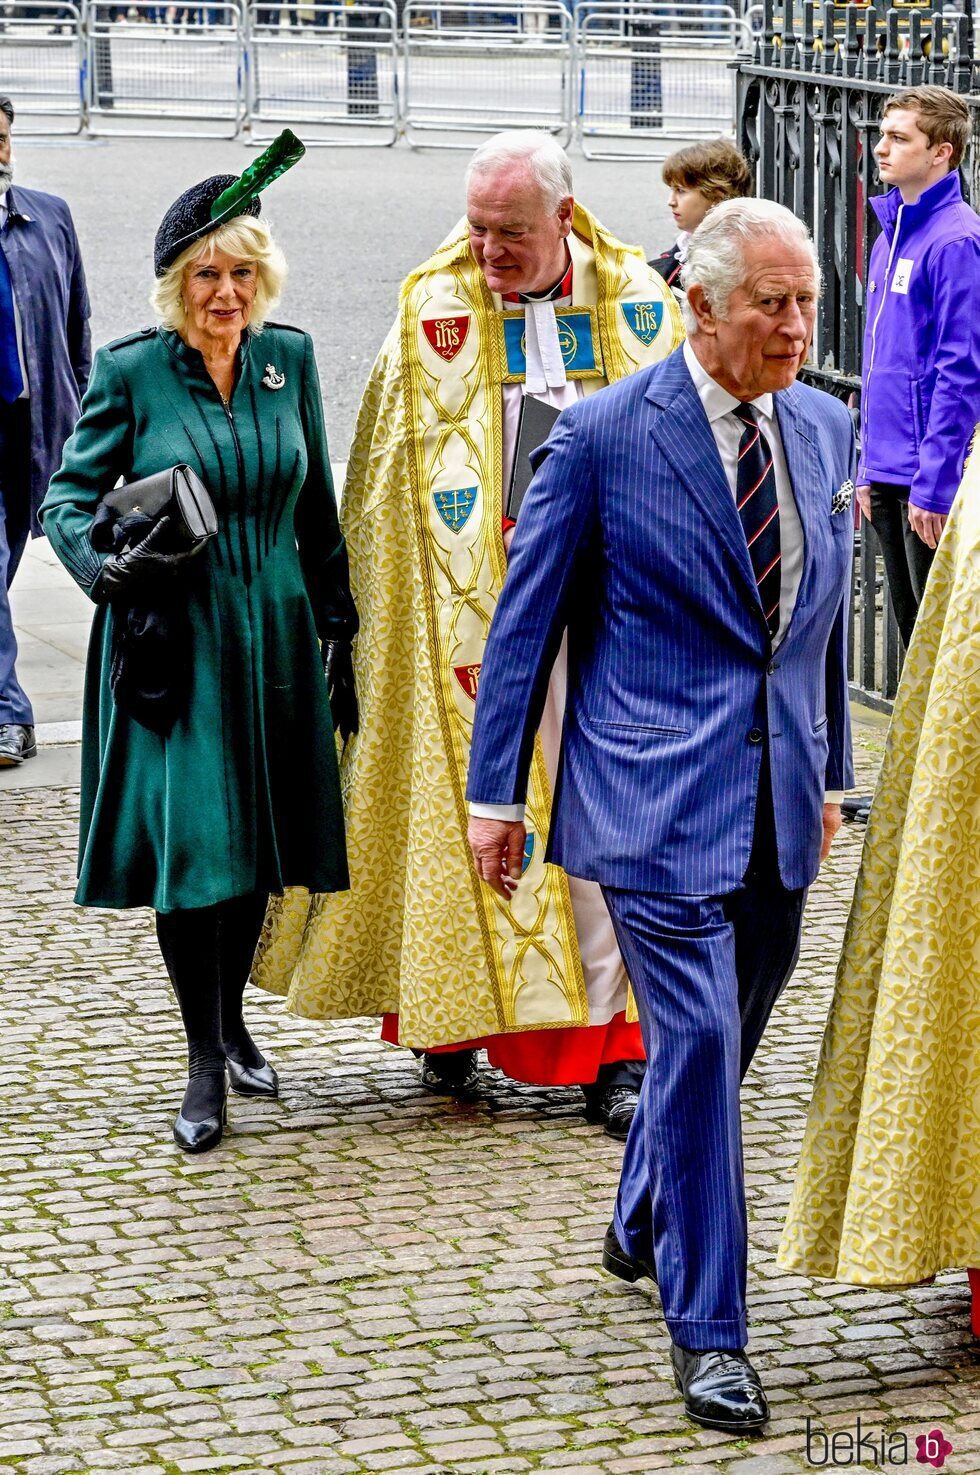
{"left": 859, "top": 170, "right": 980, "bottom": 515}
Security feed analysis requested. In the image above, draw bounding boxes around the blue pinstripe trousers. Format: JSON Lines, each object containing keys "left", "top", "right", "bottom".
{"left": 602, "top": 779, "right": 805, "bottom": 1351}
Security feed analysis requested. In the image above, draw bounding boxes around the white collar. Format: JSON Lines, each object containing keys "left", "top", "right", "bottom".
{"left": 683, "top": 340, "right": 774, "bottom": 424}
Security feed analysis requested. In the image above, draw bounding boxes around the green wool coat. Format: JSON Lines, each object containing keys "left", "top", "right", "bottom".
{"left": 41, "top": 324, "right": 356, "bottom": 913}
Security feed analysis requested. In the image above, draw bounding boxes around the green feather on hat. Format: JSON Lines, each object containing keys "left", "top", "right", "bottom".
{"left": 154, "top": 130, "right": 307, "bottom": 277}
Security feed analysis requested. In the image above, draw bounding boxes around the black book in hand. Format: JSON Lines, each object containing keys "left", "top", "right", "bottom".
{"left": 506, "top": 395, "right": 562, "bottom": 521}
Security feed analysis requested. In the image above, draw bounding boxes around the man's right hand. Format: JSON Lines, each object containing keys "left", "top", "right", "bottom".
{"left": 856, "top": 484, "right": 872, "bottom": 521}
{"left": 467, "top": 817, "right": 526, "bottom": 899}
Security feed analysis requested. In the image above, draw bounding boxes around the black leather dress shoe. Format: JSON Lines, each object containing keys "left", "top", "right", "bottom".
{"left": 226, "top": 1055, "right": 279, "bottom": 1097}
{"left": 584, "top": 1083, "right": 639, "bottom": 1140}
{"left": 601, "top": 1222, "right": 657, "bottom": 1284}
{"left": 419, "top": 1049, "right": 480, "bottom": 1095}
{"left": 841, "top": 794, "right": 872, "bottom": 823}
{"left": 671, "top": 1345, "right": 769, "bottom": 1433}
{"left": 0, "top": 724, "right": 37, "bottom": 768}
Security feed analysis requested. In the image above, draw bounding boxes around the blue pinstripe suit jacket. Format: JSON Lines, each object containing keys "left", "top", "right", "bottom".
{"left": 467, "top": 347, "right": 856, "bottom": 895}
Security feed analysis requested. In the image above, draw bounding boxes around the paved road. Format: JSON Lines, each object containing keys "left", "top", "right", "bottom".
{"left": 4, "top": 741, "right": 980, "bottom": 1475}
{"left": 13, "top": 135, "right": 676, "bottom": 457}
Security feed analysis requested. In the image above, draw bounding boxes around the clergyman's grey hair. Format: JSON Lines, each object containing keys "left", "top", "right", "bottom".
{"left": 679, "top": 198, "right": 821, "bottom": 333}
{"left": 465, "top": 131, "right": 573, "bottom": 212}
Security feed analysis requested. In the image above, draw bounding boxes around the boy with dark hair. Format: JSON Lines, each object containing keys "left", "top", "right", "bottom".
{"left": 649, "top": 137, "right": 752, "bottom": 287}
{"left": 857, "top": 84, "right": 980, "bottom": 648}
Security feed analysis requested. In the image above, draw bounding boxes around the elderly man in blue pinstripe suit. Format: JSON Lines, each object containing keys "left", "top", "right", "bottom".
{"left": 465, "top": 198, "right": 855, "bottom": 1434}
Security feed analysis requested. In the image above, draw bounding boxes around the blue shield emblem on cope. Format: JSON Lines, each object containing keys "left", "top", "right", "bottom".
{"left": 433, "top": 486, "right": 478, "bottom": 534}
{"left": 523, "top": 833, "right": 535, "bottom": 873}
{"left": 621, "top": 301, "right": 664, "bottom": 347}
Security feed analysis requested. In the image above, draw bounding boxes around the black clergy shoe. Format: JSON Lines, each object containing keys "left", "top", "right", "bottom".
{"left": 173, "top": 1073, "right": 228, "bottom": 1153}
{"left": 671, "top": 1345, "right": 769, "bottom": 1433}
{"left": 841, "top": 794, "right": 872, "bottom": 824}
{"left": 584, "top": 1082, "right": 639, "bottom": 1140}
{"left": 226, "top": 1055, "right": 279, "bottom": 1098}
{"left": 0, "top": 724, "right": 37, "bottom": 767}
{"left": 601, "top": 1222, "right": 657, "bottom": 1284}
{"left": 419, "top": 1049, "right": 480, "bottom": 1096}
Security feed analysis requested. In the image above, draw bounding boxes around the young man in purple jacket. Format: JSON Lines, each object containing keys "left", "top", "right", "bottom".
{"left": 857, "top": 85, "right": 980, "bottom": 648}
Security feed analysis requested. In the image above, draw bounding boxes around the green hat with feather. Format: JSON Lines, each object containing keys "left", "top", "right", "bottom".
{"left": 153, "top": 130, "right": 305, "bottom": 278}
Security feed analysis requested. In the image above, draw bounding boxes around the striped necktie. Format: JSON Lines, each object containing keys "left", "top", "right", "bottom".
{"left": 0, "top": 239, "right": 24, "bottom": 403}
{"left": 733, "top": 402, "right": 780, "bottom": 638}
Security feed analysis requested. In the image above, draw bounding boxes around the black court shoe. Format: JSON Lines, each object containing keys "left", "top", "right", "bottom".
{"left": 601, "top": 1222, "right": 658, "bottom": 1284}
{"left": 671, "top": 1345, "right": 769, "bottom": 1434}
{"left": 226, "top": 1055, "right": 279, "bottom": 1098}
{"left": 173, "top": 1073, "right": 227, "bottom": 1153}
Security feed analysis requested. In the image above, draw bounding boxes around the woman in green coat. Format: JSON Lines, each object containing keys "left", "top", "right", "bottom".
{"left": 41, "top": 144, "right": 358, "bottom": 1154}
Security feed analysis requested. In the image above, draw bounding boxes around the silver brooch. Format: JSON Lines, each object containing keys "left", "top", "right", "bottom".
{"left": 262, "top": 364, "right": 285, "bottom": 391}
{"left": 831, "top": 479, "right": 854, "bottom": 516}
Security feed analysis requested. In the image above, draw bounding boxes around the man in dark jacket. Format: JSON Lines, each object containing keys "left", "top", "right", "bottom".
{"left": 0, "top": 94, "right": 91, "bottom": 767}
{"left": 857, "top": 85, "right": 980, "bottom": 649}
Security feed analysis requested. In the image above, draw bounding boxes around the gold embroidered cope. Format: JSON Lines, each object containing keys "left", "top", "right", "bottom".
{"left": 251, "top": 204, "right": 684, "bottom": 1046}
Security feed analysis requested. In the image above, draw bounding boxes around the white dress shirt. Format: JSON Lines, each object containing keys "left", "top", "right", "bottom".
{"left": 683, "top": 343, "right": 843, "bottom": 805}
{"left": 0, "top": 190, "right": 30, "bottom": 400}
{"left": 682, "top": 340, "right": 803, "bottom": 648}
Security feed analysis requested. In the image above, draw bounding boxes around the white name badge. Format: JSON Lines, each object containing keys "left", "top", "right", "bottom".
{"left": 891, "top": 258, "right": 915, "bottom": 294}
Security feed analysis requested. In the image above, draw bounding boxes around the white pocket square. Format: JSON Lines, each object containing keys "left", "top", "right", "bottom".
{"left": 831, "top": 479, "right": 854, "bottom": 516}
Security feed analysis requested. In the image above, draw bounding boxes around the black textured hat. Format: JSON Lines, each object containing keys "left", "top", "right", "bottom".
{"left": 153, "top": 130, "right": 305, "bottom": 277}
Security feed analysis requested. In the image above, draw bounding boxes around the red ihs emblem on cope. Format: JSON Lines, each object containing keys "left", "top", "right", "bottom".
{"left": 422, "top": 315, "right": 470, "bottom": 363}
{"left": 453, "top": 663, "right": 481, "bottom": 699}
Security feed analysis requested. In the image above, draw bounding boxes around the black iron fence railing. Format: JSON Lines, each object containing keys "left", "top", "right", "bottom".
{"left": 735, "top": 0, "right": 979, "bottom": 711}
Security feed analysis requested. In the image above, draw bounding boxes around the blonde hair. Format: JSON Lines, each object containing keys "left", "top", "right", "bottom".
{"left": 150, "top": 216, "right": 286, "bottom": 333}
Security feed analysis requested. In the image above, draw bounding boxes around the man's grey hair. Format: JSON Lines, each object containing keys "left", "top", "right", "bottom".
{"left": 465, "top": 131, "right": 573, "bottom": 212}
{"left": 679, "top": 198, "right": 821, "bottom": 332}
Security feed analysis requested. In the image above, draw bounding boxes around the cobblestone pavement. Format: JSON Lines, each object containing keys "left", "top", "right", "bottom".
{"left": 2, "top": 733, "right": 979, "bottom": 1475}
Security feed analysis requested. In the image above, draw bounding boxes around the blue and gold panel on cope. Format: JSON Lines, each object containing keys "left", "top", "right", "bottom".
{"left": 497, "top": 307, "right": 604, "bottom": 383}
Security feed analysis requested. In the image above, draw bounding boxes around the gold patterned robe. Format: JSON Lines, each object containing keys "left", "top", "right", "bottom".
{"left": 779, "top": 453, "right": 980, "bottom": 1284}
{"left": 251, "top": 205, "right": 684, "bottom": 1047}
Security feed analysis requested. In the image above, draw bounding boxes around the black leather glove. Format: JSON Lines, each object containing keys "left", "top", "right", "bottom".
{"left": 322, "top": 638, "right": 359, "bottom": 743}
{"left": 95, "top": 516, "right": 204, "bottom": 602}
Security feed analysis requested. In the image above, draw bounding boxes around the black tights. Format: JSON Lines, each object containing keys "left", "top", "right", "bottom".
{"left": 155, "top": 892, "right": 268, "bottom": 1120}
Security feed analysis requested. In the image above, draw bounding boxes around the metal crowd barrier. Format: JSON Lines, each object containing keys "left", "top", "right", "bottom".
{"left": 0, "top": 1, "right": 84, "bottom": 133}
{"left": 577, "top": 1, "right": 751, "bottom": 159}
{"left": 1, "top": 0, "right": 755, "bottom": 142}
{"left": 402, "top": 0, "right": 574, "bottom": 148}
{"left": 86, "top": 0, "right": 246, "bottom": 138}
{"left": 248, "top": 0, "right": 399, "bottom": 145}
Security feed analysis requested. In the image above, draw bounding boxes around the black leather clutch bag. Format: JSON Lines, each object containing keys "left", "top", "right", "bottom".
{"left": 101, "top": 465, "right": 218, "bottom": 552}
